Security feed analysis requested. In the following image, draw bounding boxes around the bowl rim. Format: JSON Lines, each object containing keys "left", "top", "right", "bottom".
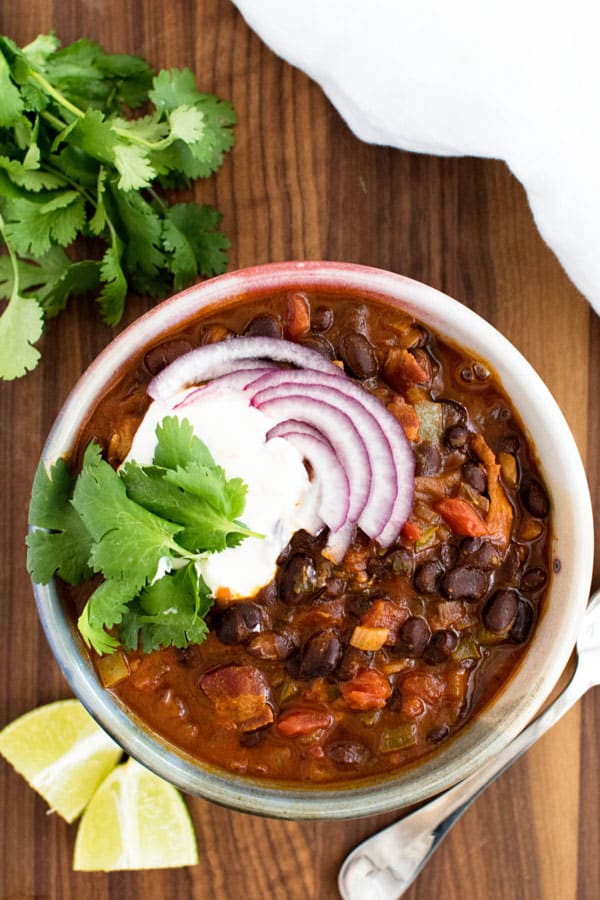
{"left": 32, "top": 260, "right": 595, "bottom": 819}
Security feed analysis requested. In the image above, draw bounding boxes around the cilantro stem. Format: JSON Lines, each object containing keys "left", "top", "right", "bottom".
{"left": 0, "top": 211, "right": 22, "bottom": 302}
{"left": 42, "top": 160, "right": 98, "bottom": 209}
{"left": 111, "top": 124, "right": 174, "bottom": 152}
{"left": 40, "top": 108, "right": 70, "bottom": 132}
{"left": 29, "top": 68, "right": 84, "bottom": 119}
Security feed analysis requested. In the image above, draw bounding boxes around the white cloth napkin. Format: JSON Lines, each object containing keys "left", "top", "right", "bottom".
{"left": 232, "top": 0, "right": 600, "bottom": 314}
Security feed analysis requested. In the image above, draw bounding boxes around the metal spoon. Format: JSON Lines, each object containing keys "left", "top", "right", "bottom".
{"left": 338, "top": 586, "right": 600, "bottom": 900}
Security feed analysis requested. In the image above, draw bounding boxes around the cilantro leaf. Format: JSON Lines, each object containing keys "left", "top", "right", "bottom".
{"left": 26, "top": 456, "right": 93, "bottom": 584}
{"left": 78, "top": 598, "right": 121, "bottom": 655}
{"left": 3, "top": 190, "right": 86, "bottom": 256}
{"left": 27, "top": 415, "right": 258, "bottom": 654}
{"left": 163, "top": 202, "right": 229, "bottom": 278}
{"left": 153, "top": 415, "right": 214, "bottom": 469}
{"left": 164, "top": 464, "right": 247, "bottom": 521}
{"left": 120, "top": 462, "right": 256, "bottom": 553}
{"left": 0, "top": 211, "right": 44, "bottom": 379}
{"left": 149, "top": 68, "right": 204, "bottom": 112}
{"left": 0, "top": 287, "right": 43, "bottom": 379}
{"left": 0, "top": 47, "right": 24, "bottom": 126}
{"left": 119, "top": 563, "right": 212, "bottom": 653}
{"left": 98, "top": 235, "right": 127, "bottom": 325}
{"left": 0, "top": 33, "right": 234, "bottom": 380}
{"left": 0, "top": 246, "right": 99, "bottom": 318}
{"left": 71, "top": 444, "right": 183, "bottom": 590}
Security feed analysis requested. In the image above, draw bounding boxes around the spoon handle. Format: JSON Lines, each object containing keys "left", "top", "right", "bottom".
{"left": 338, "top": 667, "right": 589, "bottom": 900}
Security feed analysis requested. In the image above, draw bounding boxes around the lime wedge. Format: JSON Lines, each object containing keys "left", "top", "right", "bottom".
{"left": 73, "top": 757, "right": 198, "bottom": 871}
{"left": 0, "top": 698, "right": 122, "bottom": 823}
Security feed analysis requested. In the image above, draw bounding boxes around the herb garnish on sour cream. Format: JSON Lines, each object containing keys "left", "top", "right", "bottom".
{"left": 27, "top": 416, "right": 262, "bottom": 655}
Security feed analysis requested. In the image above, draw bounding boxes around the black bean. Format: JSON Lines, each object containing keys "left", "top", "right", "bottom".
{"left": 414, "top": 560, "right": 443, "bottom": 594}
{"left": 483, "top": 590, "right": 519, "bottom": 634}
{"left": 462, "top": 460, "right": 487, "bottom": 494}
{"left": 311, "top": 306, "right": 334, "bottom": 331}
{"left": 299, "top": 334, "right": 335, "bottom": 359}
{"left": 247, "top": 632, "right": 294, "bottom": 660}
{"left": 144, "top": 339, "right": 193, "bottom": 375}
{"left": 509, "top": 599, "right": 535, "bottom": 643}
{"left": 336, "top": 646, "right": 372, "bottom": 681}
{"left": 444, "top": 424, "right": 469, "bottom": 449}
{"left": 415, "top": 441, "right": 442, "bottom": 476}
{"left": 520, "top": 567, "right": 548, "bottom": 592}
{"left": 440, "top": 541, "right": 460, "bottom": 569}
{"left": 244, "top": 314, "right": 283, "bottom": 338}
{"left": 298, "top": 631, "right": 342, "bottom": 678}
{"left": 497, "top": 434, "right": 521, "bottom": 454}
{"left": 427, "top": 725, "right": 450, "bottom": 744}
{"left": 239, "top": 728, "right": 268, "bottom": 748}
{"left": 441, "top": 399, "right": 467, "bottom": 429}
{"left": 284, "top": 648, "right": 303, "bottom": 679}
{"left": 473, "top": 363, "right": 490, "bottom": 381}
{"left": 441, "top": 565, "right": 487, "bottom": 602}
{"left": 339, "top": 332, "right": 379, "bottom": 378}
{"left": 398, "top": 616, "right": 431, "bottom": 656}
{"left": 499, "top": 543, "right": 525, "bottom": 583}
{"left": 214, "top": 603, "right": 262, "bottom": 645}
{"left": 279, "top": 553, "right": 318, "bottom": 605}
{"left": 520, "top": 473, "right": 550, "bottom": 518}
{"left": 424, "top": 629, "right": 458, "bottom": 663}
{"left": 460, "top": 538, "right": 501, "bottom": 570}
{"left": 326, "top": 740, "right": 370, "bottom": 768}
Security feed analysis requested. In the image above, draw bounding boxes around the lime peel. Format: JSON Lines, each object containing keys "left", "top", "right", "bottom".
{"left": 73, "top": 757, "right": 199, "bottom": 871}
{"left": 0, "top": 698, "right": 122, "bottom": 823}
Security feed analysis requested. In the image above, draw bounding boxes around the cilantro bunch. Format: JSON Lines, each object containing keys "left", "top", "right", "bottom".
{"left": 27, "top": 417, "right": 258, "bottom": 655}
{"left": 0, "top": 33, "right": 236, "bottom": 380}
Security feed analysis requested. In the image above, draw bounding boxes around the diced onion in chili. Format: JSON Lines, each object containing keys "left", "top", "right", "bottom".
{"left": 96, "top": 651, "right": 130, "bottom": 687}
{"left": 349, "top": 625, "right": 389, "bottom": 651}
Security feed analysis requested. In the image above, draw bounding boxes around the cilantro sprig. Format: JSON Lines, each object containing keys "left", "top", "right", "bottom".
{"left": 0, "top": 33, "right": 235, "bottom": 380}
{"left": 27, "top": 417, "right": 259, "bottom": 655}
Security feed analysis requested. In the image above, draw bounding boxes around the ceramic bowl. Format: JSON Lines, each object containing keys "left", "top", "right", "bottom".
{"left": 31, "top": 261, "right": 594, "bottom": 819}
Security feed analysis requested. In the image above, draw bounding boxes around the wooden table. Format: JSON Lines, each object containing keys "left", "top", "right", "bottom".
{"left": 1, "top": 2, "right": 598, "bottom": 898}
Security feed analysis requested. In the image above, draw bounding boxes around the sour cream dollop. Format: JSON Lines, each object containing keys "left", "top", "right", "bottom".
{"left": 125, "top": 388, "right": 322, "bottom": 598}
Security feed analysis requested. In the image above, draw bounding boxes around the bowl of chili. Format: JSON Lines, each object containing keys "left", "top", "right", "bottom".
{"left": 29, "top": 261, "right": 594, "bottom": 819}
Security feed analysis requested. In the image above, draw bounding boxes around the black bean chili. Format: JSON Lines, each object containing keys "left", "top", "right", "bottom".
{"left": 65, "top": 290, "right": 552, "bottom": 783}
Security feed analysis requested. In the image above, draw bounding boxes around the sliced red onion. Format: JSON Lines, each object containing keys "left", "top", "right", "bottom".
{"left": 247, "top": 368, "right": 413, "bottom": 545}
{"left": 174, "top": 365, "right": 278, "bottom": 408}
{"left": 323, "top": 520, "right": 356, "bottom": 565}
{"left": 148, "top": 337, "right": 342, "bottom": 401}
{"left": 250, "top": 378, "right": 395, "bottom": 540}
{"left": 267, "top": 428, "right": 350, "bottom": 532}
{"left": 266, "top": 419, "right": 327, "bottom": 443}
{"left": 253, "top": 393, "right": 372, "bottom": 527}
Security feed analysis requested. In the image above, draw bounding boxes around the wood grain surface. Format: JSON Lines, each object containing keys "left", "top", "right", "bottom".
{"left": 1, "top": 2, "right": 598, "bottom": 899}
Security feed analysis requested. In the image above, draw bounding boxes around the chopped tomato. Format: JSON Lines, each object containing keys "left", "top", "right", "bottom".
{"left": 339, "top": 668, "right": 392, "bottom": 710}
{"left": 434, "top": 497, "right": 487, "bottom": 537}
{"left": 387, "top": 394, "right": 420, "bottom": 441}
{"left": 384, "top": 347, "right": 429, "bottom": 392}
{"left": 275, "top": 708, "right": 333, "bottom": 737}
{"left": 400, "top": 520, "right": 422, "bottom": 543}
{"left": 360, "top": 598, "right": 410, "bottom": 643}
{"left": 400, "top": 671, "right": 444, "bottom": 703}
